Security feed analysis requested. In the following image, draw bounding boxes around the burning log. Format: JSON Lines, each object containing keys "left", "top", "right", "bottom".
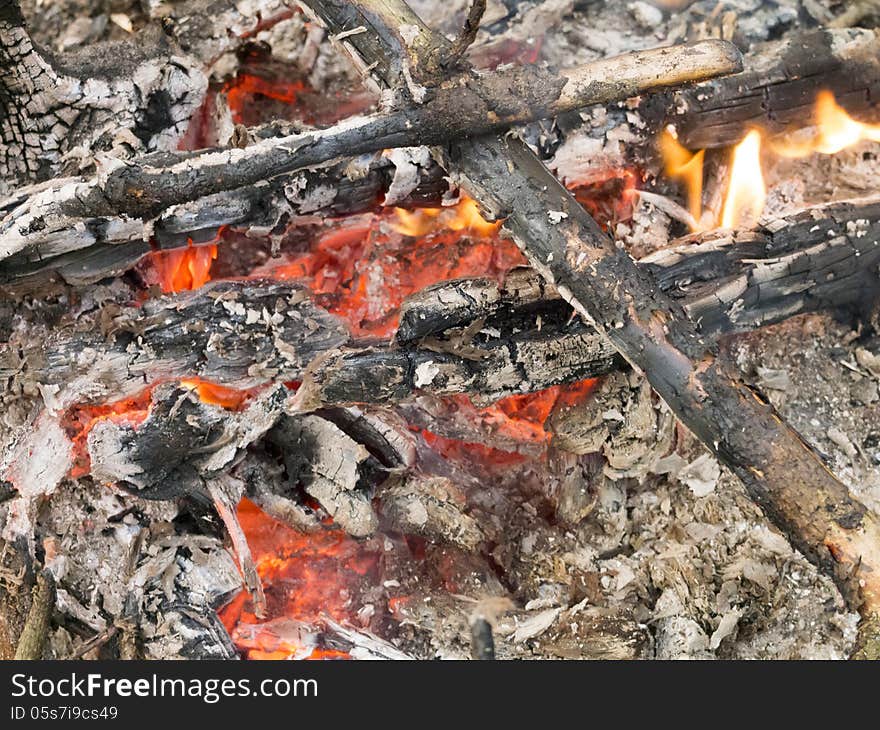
{"left": 305, "top": 331, "right": 617, "bottom": 406}
{"left": 4, "top": 280, "right": 348, "bottom": 408}
{"left": 306, "top": 196, "right": 880, "bottom": 405}
{"left": 305, "top": 0, "right": 880, "bottom": 659}
{"left": 648, "top": 27, "right": 880, "bottom": 151}
{"left": 401, "top": 197, "right": 880, "bottom": 340}
{"left": 642, "top": 198, "right": 880, "bottom": 334}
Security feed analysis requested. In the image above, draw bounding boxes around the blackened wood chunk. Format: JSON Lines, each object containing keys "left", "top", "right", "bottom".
{"left": 129, "top": 534, "right": 242, "bottom": 660}
{"left": 268, "top": 414, "right": 382, "bottom": 537}
{"left": 87, "top": 383, "right": 288, "bottom": 502}
{"left": 643, "top": 200, "right": 880, "bottom": 333}
{"left": 652, "top": 28, "right": 880, "bottom": 150}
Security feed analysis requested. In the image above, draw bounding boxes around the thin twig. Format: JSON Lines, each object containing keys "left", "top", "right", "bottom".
{"left": 443, "top": 0, "right": 486, "bottom": 68}
{"left": 66, "top": 626, "right": 118, "bottom": 660}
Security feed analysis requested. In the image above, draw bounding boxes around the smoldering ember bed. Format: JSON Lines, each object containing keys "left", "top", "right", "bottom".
{"left": 1, "top": 0, "right": 879, "bottom": 661}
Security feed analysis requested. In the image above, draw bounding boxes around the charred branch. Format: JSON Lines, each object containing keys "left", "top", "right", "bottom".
{"left": 0, "top": 151, "right": 451, "bottom": 287}
{"left": 400, "top": 198, "right": 880, "bottom": 344}
{"left": 442, "top": 0, "right": 486, "bottom": 70}
{"left": 0, "top": 36, "right": 739, "bottom": 270}
{"left": 305, "top": 329, "right": 617, "bottom": 406}
{"left": 3, "top": 280, "right": 349, "bottom": 410}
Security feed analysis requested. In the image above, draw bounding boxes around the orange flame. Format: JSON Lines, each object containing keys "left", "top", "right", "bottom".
{"left": 720, "top": 129, "right": 766, "bottom": 229}
{"left": 570, "top": 169, "right": 638, "bottom": 230}
{"left": 392, "top": 196, "right": 501, "bottom": 238}
{"left": 660, "top": 128, "right": 705, "bottom": 230}
{"left": 772, "top": 90, "right": 880, "bottom": 158}
{"left": 224, "top": 74, "right": 306, "bottom": 126}
{"left": 660, "top": 92, "right": 880, "bottom": 232}
{"left": 151, "top": 241, "right": 218, "bottom": 294}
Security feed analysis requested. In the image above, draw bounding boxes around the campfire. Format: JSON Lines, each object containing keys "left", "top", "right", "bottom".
{"left": 2, "top": 0, "right": 880, "bottom": 662}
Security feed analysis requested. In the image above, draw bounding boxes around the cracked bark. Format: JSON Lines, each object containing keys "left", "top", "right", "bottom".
{"left": 6, "top": 24, "right": 878, "bottom": 286}
{"left": 0, "top": 0, "right": 207, "bottom": 193}
{"left": 647, "top": 27, "right": 880, "bottom": 151}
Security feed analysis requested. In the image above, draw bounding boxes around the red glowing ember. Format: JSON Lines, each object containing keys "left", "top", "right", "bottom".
{"left": 267, "top": 197, "right": 524, "bottom": 338}
{"left": 219, "top": 500, "right": 381, "bottom": 660}
{"left": 422, "top": 378, "right": 601, "bottom": 462}
{"left": 223, "top": 73, "right": 307, "bottom": 127}
{"left": 63, "top": 389, "right": 154, "bottom": 479}
{"left": 63, "top": 379, "right": 259, "bottom": 478}
{"left": 150, "top": 241, "right": 219, "bottom": 294}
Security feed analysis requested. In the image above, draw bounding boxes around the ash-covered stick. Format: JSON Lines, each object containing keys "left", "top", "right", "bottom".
{"left": 206, "top": 477, "right": 266, "bottom": 619}
{"left": 14, "top": 570, "right": 55, "bottom": 660}
{"left": 305, "top": 0, "right": 880, "bottom": 659}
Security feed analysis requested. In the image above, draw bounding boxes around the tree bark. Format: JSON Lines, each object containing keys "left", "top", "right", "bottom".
{"left": 0, "top": 0, "right": 207, "bottom": 193}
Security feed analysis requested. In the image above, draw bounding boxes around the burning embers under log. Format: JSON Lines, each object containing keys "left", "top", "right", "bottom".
{"left": 3, "top": 0, "right": 880, "bottom": 662}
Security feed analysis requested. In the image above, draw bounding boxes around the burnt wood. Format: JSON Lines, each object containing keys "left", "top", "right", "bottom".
{"left": 0, "top": 0, "right": 206, "bottom": 193}
{"left": 649, "top": 28, "right": 880, "bottom": 151}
